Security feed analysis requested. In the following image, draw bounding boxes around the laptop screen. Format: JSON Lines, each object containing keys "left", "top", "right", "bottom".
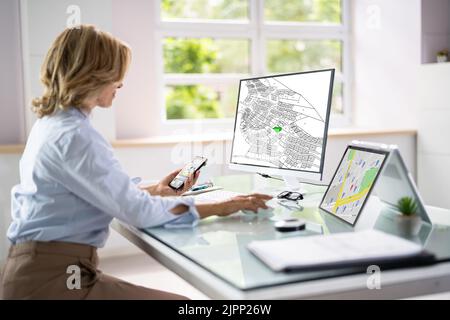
{"left": 319, "top": 146, "right": 389, "bottom": 226}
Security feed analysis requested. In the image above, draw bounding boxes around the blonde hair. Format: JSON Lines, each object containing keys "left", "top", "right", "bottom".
{"left": 32, "top": 24, "right": 131, "bottom": 118}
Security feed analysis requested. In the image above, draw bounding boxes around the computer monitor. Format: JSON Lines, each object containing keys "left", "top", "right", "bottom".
{"left": 229, "top": 69, "right": 334, "bottom": 186}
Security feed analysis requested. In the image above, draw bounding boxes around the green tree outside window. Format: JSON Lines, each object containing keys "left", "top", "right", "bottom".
{"left": 162, "top": 0, "right": 344, "bottom": 120}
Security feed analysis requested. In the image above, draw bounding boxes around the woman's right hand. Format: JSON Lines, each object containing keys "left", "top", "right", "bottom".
{"left": 196, "top": 193, "right": 273, "bottom": 219}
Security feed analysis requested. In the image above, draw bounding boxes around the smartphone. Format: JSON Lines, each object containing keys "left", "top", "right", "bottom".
{"left": 169, "top": 156, "right": 207, "bottom": 190}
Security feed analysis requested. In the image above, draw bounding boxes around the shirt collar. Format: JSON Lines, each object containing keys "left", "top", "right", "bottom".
{"left": 65, "top": 107, "right": 89, "bottom": 119}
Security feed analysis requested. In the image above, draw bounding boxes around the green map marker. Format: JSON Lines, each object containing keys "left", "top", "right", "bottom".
{"left": 272, "top": 126, "right": 282, "bottom": 133}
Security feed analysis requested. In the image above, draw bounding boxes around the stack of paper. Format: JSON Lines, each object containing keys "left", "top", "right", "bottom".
{"left": 247, "top": 229, "right": 426, "bottom": 272}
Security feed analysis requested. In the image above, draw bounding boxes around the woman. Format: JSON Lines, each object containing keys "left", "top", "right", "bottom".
{"left": 0, "top": 25, "right": 271, "bottom": 300}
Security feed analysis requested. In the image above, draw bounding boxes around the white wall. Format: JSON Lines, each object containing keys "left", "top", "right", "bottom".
{"left": 350, "top": 1, "right": 450, "bottom": 208}
{"left": 111, "top": 0, "right": 158, "bottom": 139}
{"left": 21, "top": 0, "right": 116, "bottom": 140}
{"left": 0, "top": 0, "right": 26, "bottom": 144}
{"left": 417, "top": 63, "right": 450, "bottom": 209}
{"left": 352, "top": 0, "right": 422, "bottom": 129}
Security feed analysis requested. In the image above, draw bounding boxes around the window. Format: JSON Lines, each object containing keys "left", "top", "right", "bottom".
{"left": 163, "top": 37, "right": 249, "bottom": 119}
{"left": 155, "top": 0, "right": 350, "bottom": 128}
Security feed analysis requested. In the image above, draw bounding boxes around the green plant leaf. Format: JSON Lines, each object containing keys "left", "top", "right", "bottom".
{"left": 395, "top": 196, "right": 418, "bottom": 216}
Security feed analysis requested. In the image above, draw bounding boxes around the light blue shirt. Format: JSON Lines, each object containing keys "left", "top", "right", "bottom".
{"left": 7, "top": 108, "right": 199, "bottom": 248}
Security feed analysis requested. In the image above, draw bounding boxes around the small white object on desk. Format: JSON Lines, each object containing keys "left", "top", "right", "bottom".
{"left": 274, "top": 218, "right": 306, "bottom": 232}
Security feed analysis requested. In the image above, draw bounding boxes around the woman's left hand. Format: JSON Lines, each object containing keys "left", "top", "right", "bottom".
{"left": 141, "top": 169, "right": 200, "bottom": 197}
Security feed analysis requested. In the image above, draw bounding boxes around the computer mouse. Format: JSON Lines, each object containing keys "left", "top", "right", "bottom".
{"left": 274, "top": 218, "right": 306, "bottom": 232}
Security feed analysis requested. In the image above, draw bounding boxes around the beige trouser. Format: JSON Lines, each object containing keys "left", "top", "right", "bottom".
{"left": 0, "top": 241, "right": 188, "bottom": 300}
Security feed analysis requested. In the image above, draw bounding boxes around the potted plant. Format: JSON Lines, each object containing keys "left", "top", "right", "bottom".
{"left": 394, "top": 196, "right": 422, "bottom": 237}
{"left": 437, "top": 49, "right": 448, "bottom": 63}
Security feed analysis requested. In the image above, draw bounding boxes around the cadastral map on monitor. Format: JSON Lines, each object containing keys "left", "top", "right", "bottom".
{"left": 231, "top": 71, "right": 332, "bottom": 173}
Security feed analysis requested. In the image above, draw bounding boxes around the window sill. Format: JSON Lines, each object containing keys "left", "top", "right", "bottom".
{"left": 0, "top": 128, "right": 417, "bottom": 154}
{"left": 111, "top": 127, "right": 417, "bottom": 148}
{"left": 0, "top": 144, "right": 25, "bottom": 154}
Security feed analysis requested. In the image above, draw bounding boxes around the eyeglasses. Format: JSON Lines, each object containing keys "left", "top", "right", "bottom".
{"left": 277, "top": 191, "right": 304, "bottom": 201}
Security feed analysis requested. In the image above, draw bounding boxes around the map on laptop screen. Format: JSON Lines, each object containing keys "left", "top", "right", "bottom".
{"left": 320, "top": 146, "right": 388, "bottom": 225}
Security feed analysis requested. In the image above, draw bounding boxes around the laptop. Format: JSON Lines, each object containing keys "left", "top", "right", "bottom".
{"left": 319, "top": 141, "right": 431, "bottom": 227}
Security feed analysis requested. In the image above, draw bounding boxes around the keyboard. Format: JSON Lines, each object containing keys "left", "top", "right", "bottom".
{"left": 189, "top": 189, "right": 244, "bottom": 203}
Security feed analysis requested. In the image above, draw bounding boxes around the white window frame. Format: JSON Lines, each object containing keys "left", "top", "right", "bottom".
{"left": 153, "top": 0, "right": 351, "bottom": 136}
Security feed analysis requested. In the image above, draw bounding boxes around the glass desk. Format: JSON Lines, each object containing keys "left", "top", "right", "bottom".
{"left": 112, "top": 174, "right": 450, "bottom": 299}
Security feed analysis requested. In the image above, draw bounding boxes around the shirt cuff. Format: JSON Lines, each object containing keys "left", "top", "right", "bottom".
{"left": 164, "top": 196, "right": 200, "bottom": 229}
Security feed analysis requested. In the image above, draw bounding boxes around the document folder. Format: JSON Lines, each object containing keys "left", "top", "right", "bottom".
{"left": 247, "top": 229, "right": 435, "bottom": 272}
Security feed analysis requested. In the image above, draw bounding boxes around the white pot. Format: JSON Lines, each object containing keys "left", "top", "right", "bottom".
{"left": 394, "top": 213, "right": 422, "bottom": 237}
{"left": 377, "top": 206, "right": 423, "bottom": 238}
{"left": 437, "top": 55, "right": 448, "bottom": 63}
